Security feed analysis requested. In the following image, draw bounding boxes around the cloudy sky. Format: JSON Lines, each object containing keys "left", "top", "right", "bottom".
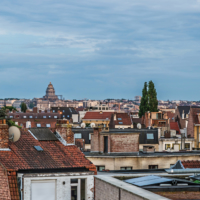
{"left": 0, "top": 0, "right": 200, "bottom": 100}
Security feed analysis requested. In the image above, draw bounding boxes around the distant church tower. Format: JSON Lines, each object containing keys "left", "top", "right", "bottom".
{"left": 43, "top": 82, "right": 59, "bottom": 102}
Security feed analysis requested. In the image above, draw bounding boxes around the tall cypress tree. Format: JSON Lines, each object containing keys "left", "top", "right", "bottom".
{"left": 139, "top": 82, "right": 149, "bottom": 118}
{"left": 148, "top": 80, "right": 158, "bottom": 112}
{"left": 20, "top": 102, "right": 27, "bottom": 113}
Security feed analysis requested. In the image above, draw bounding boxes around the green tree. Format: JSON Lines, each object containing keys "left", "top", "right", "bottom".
{"left": 148, "top": 80, "right": 158, "bottom": 112}
{"left": 20, "top": 102, "right": 27, "bottom": 113}
{"left": 139, "top": 82, "right": 149, "bottom": 118}
{"left": 0, "top": 108, "right": 7, "bottom": 119}
{"left": 2, "top": 106, "right": 17, "bottom": 112}
{"left": 29, "top": 102, "right": 34, "bottom": 109}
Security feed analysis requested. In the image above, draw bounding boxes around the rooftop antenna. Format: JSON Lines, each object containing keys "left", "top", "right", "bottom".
{"left": 9, "top": 126, "right": 21, "bottom": 142}
{"left": 137, "top": 123, "right": 141, "bottom": 129}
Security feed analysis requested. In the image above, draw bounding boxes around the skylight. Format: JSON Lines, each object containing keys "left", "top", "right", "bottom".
{"left": 34, "top": 146, "right": 43, "bottom": 151}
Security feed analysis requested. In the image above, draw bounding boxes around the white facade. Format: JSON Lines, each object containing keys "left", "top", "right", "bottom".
{"left": 72, "top": 114, "right": 79, "bottom": 123}
{"left": 19, "top": 172, "right": 94, "bottom": 200}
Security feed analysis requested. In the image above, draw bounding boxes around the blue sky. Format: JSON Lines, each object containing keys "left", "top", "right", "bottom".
{"left": 0, "top": 0, "right": 200, "bottom": 100}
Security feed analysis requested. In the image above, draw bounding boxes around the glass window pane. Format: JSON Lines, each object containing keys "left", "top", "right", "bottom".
{"left": 126, "top": 167, "right": 132, "bottom": 170}
{"left": 71, "top": 179, "right": 78, "bottom": 183}
{"left": 81, "top": 179, "right": 85, "bottom": 200}
{"left": 71, "top": 186, "right": 77, "bottom": 200}
{"left": 147, "top": 133, "right": 154, "bottom": 139}
{"left": 74, "top": 133, "right": 82, "bottom": 139}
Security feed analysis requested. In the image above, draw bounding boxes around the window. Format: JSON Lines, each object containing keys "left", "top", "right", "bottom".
{"left": 119, "top": 122, "right": 123, "bottom": 125}
{"left": 165, "top": 144, "right": 171, "bottom": 150}
{"left": 96, "top": 166, "right": 105, "bottom": 171}
{"left": 43, "top": 116, "right": 46, "bottom": 118}
{"left": 63, "top": 110, "right": 65, "bottom": 112}
{"left": 23, "top": 116, "right": 27, "bottom": 118}
{"left": 149, "top": 165, "right": 158, "bottom": 169}
{"left": 10, "top": 116, "right": 13, "bottom": 118}
{"left": 70, "top": 178, "right": 86, "bottom": 200}
{"left": 53, "top": 110, "right": 55, "bottom": 113}
{"left": 67, "top": 115, "right": 69, "bottom": 118}
{"left": 49, "top": 116, "right": 51, "bottom": 118}
{"left": 147, "top": 133, "right": 154, "bottom": 139}
{"left": 37, "top": 124, "right": 41, "bottom": 127}
{"left": 120, "top": 167, "right": 132, "bottom": 170}
{"left": 118, "top": 118, "right": 122, "bottom": 120}
{"left": 74, "top": 133, "right": 82, "bottom": 139}
{"left": 46, "top": 124, "right": 51, "bottom": 127}
{"left": 31, "top": 180, "right": 55, "bottom": 200}
{"left": 185, "top": 143, "right": 190, "bottom": 150}
{"left": 63, "top": 115, "right": 65, "bottom": 118}
{"left": 29, "top": 116, "right": 33, "bottom": 118}
{"left": 89, "top": 134, "right": 91, "bottom": 140}
{"left": 54, "top": 116, "right": 57, "bottom": 119}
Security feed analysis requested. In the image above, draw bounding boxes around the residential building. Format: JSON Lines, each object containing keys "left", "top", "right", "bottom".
{"left": 110, "top": 113, "right": 133, "bottom": 129}
{"left": 187, "top": 107, "right": 200, "bottom": 148}
{"left": 7, "top": 109, "right": 61, "bottom": 128}
{"left": 51, "top": 107, "right": 78, "bottom": 122}
{"left": 82, "top": 111, "right": 113, "bottom": 128}
{"left": 0, "top": 120, "right": 96, "bottom": 200}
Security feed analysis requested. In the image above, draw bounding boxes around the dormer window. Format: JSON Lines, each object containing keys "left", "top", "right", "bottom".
{"left": 23, "top": 116, "right": 27, "bottom": 118}
{"left": 43, "top": 116, "right": 46, "bottom": 118}
{"left": 10, "top": 116, "right": 13, "bottom": 118}
{"left": 118, "top": 118, "right": 122, "bottom": 120}
{"left": 29, "top": 116, "right": 33, "bottom": 118}
{"left": 119, "top": 122, "right": 123, "bottom": 124}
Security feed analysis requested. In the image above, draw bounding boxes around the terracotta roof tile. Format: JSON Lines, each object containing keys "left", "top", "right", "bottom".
{"left": 181, "top": 160, "right": 200, "bottom": 168}
{"left": 83, "top": 112, "right": 113, "bottom": 120}
{"left": 170, "top": 122, "right": 181, "bottom": 134}
{"left": 0, "top": 129, "right": 96, "bottom": 172}
{"left": 115, "top": 113, "right": 132, "bottom": 125}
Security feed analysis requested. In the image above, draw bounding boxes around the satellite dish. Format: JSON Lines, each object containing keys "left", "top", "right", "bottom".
{"left": 137, "top": 123, "right": 142, "bottom": 129}
{"left": 90, "top": 123, "right": 95, "bottom": 128}
{"left": 81, "top": 123, "right": 86, "bottom": 128}
{"left": 9, "top": 126, "right": 21, "bottom": 142}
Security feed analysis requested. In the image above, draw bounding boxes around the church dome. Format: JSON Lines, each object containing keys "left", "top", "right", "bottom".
{"left": 43, "top": 82, "right": 58, "bottom": 101}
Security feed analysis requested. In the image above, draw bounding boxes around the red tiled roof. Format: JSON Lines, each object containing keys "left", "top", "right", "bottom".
{"left": 0, "top": 129, "right": 96, "bottom": 172}
{"left": 181, "top": 160, "right": 200, "bottom": 168}
{"left": 83, "top": 112, "right": 113, "bottom": 120}
{"left": 170, "top": 122, "right": 181, "bottom": 134}
{"left": 8, "top": 171, "right": 19, "bottom": 200}
{"left": 115, "top": 113, "right": 132, "bottom": 125}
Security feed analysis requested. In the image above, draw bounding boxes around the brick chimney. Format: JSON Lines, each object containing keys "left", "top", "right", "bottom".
{"left": 33, "top": 107, "right": 38, "bottom": 113}
{"left": 0, "top": 120, "right": 9, "bottom": 149}
{"left": 56, "top": 120, "right": 74, "bottom": 145}
{"left": 91, "top": 127, "right": 102, "bottom": 153}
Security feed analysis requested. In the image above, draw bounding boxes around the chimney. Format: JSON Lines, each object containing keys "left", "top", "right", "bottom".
{"left": 12, "top": 110, "right": 16, "bottom": 113}
{"left": 0, "top": 120, "right": 9, "bottom": 149}
{"left": 39, "top": 110, "right": 41, "bottom": 113}
{"left": 91, "top": 127, "right": 102, "bottom": 153}
{"left": 182, "top": 110, "right": 184, "bottom": 119}
{"left": 56, "top": 120, "right": 74, "bottom": 145}
{"left": 114, "top": 113, "right": 116, "bottom": 121}
{"left": 33, "top": 107, "right": 38, "bottom": 113}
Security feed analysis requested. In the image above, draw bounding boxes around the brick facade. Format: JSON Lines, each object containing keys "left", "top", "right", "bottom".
{"left": 75, "top": 138, "right": 85, "bottom": 150}
{"left": 0, "top": 164, "right": 11, "bottom": 200}
{"left": 91, "top": 128, "right": 139, "bottom": 153}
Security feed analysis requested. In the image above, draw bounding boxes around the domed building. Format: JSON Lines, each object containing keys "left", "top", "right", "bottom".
{"left": 43, "top": 82, "right": 59, "bottom": 102}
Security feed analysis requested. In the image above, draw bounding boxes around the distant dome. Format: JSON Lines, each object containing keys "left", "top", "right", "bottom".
{"left": 43, "top": 82, "right": 58, "bottom": 101}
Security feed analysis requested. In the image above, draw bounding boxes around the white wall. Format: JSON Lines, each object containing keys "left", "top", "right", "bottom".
{"left": 21, "top": 172, "right": 94, "bottom": 200}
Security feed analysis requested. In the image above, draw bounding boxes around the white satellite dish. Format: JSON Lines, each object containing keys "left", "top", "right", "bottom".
{"left": 81, "top": 123, "right": 86, "bottom": 128}
{"left": 90, "top": 123, "right": 95, "bottom": 128}
{"left": 9, "top": 126, "right": 21, "bottom": 142}
{"left": 137, "top": 123, "right": 142, "bottom": 129}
